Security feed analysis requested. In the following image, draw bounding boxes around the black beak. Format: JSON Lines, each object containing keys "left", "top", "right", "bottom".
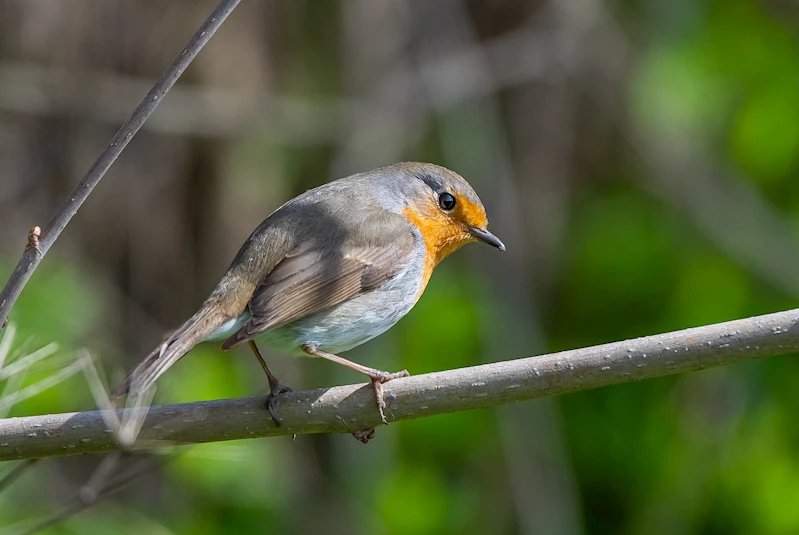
{"left": 469, "top": 226, "right": 506, "bottom": 251}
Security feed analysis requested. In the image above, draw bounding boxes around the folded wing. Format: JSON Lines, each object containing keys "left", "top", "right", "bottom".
{"left": 221, "top": 212, "right": 416, "bottom": 349}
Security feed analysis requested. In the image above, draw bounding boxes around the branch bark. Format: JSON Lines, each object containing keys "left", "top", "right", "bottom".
{"left": 2, "top": 307, "right": 798, "bottom": 462}
{"left": 0, "top": 0, "right": 242, "bottom": 328}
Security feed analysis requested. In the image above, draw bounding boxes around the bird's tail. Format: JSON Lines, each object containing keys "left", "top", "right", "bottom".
{"left": 113, "top": 305, "right": 226, "bottom": 399}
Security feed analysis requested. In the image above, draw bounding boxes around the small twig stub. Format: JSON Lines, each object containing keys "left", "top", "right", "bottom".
{"left": 25, "top": 226, "right": 41, "bottom": 254}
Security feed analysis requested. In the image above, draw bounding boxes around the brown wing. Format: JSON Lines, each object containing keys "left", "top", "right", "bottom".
{"left": 221, "top": 214, "right": 416, "bottom": 349}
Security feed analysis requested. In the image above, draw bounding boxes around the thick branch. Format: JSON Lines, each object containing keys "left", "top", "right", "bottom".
{"left": 0, "top": 0, "right": 242, "bottom": 328}
{"left": 1, "top": 308, "right": 798, "bottom": 461}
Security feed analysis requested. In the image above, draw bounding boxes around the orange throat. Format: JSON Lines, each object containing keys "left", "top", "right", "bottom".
{"left": 403, "top": 207, "right": 472, "bottom": 297}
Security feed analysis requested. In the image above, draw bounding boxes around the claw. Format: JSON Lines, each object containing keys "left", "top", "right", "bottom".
{"left": 298, "top": 344, "right": 410, "bottom": 435}
{"left": 372, "top": 379, "right": 388, "bottom": 424}
{"left": 264, "top": 382, "right": 293, "bottom": 427}
{"left": 369, "top": 369, "right": 408, "bottom": 424}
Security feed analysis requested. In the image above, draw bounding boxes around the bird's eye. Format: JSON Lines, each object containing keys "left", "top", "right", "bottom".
{"left": 438, "top": 192, "right": 456, "bottom": 211}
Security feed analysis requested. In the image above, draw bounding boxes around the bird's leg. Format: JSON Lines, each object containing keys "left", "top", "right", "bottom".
{"left": 248, "top": 340, "right": 293, "bottom": 426}
{"left": 301, "top": 343, "right": 409, "bottom": 426}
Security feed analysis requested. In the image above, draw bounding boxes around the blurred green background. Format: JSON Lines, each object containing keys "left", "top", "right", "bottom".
{"left": 2, "top": 0, "right": 799, "bottom": 533}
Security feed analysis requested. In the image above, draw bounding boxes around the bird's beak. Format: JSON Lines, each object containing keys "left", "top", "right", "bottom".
{"left": 468, "top": 226, "right": 506, "bottom": 251}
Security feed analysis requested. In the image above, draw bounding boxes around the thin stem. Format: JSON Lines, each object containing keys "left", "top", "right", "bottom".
{"left": 0, "top": 358, "right": 85, "bottom": 414}
{"left": 0, "top": 0, "right": 242, "bottom": 328}
{"left": 12, "top": 452, "right": 180, "bottom": 535}
{"left": 0, "top": 459, "right": 38, "bottom": 494}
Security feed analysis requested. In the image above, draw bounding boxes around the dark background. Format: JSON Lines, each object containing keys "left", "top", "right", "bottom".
{"left": 2, "top": 1, "right": 799, "bottom": 533}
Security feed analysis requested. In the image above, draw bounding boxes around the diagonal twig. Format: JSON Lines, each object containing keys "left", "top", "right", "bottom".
{"left": 0, "top": 358, "right": 85, "bottom": 415}
{"left": 0, "top": 0, "right": 242, "bottom": 329}
{"left": 0, "top": 343, "right": 59, "bottom": 381}
{"left": 0, "top": 459, "right": 37, "bottom": 494}
{"left": 6, "top": 451, "right": 181, "bottom": 535}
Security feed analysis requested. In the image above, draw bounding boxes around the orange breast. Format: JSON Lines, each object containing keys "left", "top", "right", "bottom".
{"left": 403, "top": 207, "right": 472, "bottom": 300}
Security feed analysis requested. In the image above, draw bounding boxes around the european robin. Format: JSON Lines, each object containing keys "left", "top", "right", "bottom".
{"left": 116, "top": 162, "right": 504, "bottom": 431}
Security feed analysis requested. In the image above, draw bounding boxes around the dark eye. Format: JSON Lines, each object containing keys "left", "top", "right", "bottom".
{"left": 438, "top": 192, "right": 456, "bottom": 211}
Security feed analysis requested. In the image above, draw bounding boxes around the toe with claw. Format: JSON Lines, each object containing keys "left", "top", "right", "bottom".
{"left": 369, "top": 369, "right": 409, "bottom": 424}
{"left": 352, "top": 428, "right": 376, "bottom": 443}
{"left": 265, "top": 381, "right": 293, "bottom": 426}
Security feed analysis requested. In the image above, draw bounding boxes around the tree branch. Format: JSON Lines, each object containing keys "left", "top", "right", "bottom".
{"left": 1, "top": 308, "right": 798, "bottom": 462}
{"left": 0, "top": 0, "right": 242, "bottom": 328}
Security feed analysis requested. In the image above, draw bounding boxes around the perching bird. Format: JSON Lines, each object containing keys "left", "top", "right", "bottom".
{"left": 116, "top": 162, "right": 504, "bottom": 431}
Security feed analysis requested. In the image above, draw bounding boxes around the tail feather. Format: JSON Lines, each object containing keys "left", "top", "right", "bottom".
{"left": 113, "top": 306, "right": 225, "bottom": 399}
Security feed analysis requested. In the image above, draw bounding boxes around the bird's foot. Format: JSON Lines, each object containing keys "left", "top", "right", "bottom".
{"left": 297, "top": 344, "right": 410, "bottom": 438}
{"left": 368, "top": 369, "right": 410, "bottom": 425}
{"left": 265, "top": 379, "right": 293, "bottom": 427}
{"left": 351, "top": 428, "right": 376, "bottom": 443}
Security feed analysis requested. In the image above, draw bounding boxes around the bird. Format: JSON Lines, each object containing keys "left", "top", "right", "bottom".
{"left": 115, "top": 162, "right": 504, "bottom": 433}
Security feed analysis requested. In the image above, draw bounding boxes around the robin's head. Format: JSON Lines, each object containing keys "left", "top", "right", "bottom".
{"left": 376, "top": 162, "right": 504, "bottom": 267}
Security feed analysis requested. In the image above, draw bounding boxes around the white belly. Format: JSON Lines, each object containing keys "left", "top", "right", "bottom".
{"left": 261, "top": 284, "right": 419, "bottom": 355}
